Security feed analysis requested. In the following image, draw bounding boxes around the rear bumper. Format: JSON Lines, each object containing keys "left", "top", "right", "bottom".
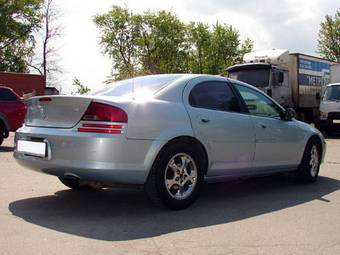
{"left": 13, "top": 126, "right": 154, "bottom": 184}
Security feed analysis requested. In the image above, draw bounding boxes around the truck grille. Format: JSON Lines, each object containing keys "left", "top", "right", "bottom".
{"left": 328, "top": 112, "right": 340, "bottom": 120}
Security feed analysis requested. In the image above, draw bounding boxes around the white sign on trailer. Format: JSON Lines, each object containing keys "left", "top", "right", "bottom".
{"left": 331, "top": 64, "right": 340, "bottom": 83}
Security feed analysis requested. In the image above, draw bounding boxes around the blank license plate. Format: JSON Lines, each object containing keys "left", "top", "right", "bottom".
{"left": 333, "top": 120, "right": 340, "bottom": 124}
{"left": 17, "top": 140, "right": 46, "bottom": 157}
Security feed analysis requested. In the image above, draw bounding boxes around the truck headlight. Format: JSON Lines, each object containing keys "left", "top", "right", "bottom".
{"left": 320, "top": 112, "right": 328, "bottom": 120}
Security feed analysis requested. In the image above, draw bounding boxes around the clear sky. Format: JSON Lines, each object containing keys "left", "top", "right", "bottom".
{"left": 48, "top": 0, "right": 339, "bottom": 93}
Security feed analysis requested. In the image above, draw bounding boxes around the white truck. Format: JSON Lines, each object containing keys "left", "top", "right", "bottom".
{"left": 226, "top": 49, "right": 335, "bottom": 123}
{"left": 319, "top": 64, "right": 340, "bottom": 134}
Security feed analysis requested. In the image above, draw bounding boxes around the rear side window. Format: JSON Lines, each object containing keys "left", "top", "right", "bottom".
{"left": 189, "top": 81, "right": 241, "bottom": 112}
{"left": 0, "top": 88, "right": 17, "bottom": 101}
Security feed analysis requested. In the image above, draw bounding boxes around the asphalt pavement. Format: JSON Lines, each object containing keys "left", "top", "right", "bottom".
{"left": 0, "top": 133, "right": 339, "bottom": 255}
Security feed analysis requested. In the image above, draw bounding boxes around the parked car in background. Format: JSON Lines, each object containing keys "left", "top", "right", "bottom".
{"left": 0, "top": 86, "right": 27, "bottom": 146}
{"left": 14, "top": 74, "right": 325, "bottom": 209}
{"left": 319, "top": 83, "right": 340, "bottom": 135}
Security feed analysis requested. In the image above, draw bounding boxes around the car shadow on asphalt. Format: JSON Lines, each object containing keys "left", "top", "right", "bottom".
{"left": 0, "top": 146, "right": 14, "bottom": 152}
{"left": 9, "top": 175, "right": 340, "bottom": 241}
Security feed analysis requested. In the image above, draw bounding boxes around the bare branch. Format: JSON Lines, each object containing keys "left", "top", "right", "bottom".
{"left": 27, "top": 63, "right": 43, "bottom": 75}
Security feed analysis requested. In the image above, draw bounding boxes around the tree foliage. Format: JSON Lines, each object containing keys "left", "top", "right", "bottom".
{"left": 318, "top": 9, "right": 340, "bottom": 62}
{"left": 94, "top": 6, "right": 253, "bottom": 79}
{"left": 72, "top": 77, "right": 90, "bottom": 95}
{"left": 0, "top": 0, "right": 43, "bottom": 72}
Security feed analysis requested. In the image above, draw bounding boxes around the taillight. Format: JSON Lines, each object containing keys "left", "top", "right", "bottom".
{"left": 78, "top": 102, "right": 127, "bottom": 134}
{"left": 39, "top": 97, "right": 52, "bottom": 102}
{"left": 81, "top": 102, "right": 128, "bottom": 123}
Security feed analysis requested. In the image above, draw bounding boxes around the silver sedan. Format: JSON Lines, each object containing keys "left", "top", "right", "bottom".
{"left": 14, "top": 74, "right": 326, "bottom": 209}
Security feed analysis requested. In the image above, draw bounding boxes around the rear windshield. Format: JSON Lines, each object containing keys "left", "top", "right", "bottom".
{"left": 91, "top": 74, "right": 184, "bottom": 97}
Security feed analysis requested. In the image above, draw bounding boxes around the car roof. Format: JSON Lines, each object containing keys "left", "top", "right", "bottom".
{"left": 326, "top": 83, "right": 340, "bottom": 87}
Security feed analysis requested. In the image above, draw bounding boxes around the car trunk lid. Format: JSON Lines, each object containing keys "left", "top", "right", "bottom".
{"left": 25, "top": 96, "right": 93, "bottom": 128}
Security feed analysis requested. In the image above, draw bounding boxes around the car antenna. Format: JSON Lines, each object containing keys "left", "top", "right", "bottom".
{"left": 132, "top": 66, "right": 135, "bottom": 96}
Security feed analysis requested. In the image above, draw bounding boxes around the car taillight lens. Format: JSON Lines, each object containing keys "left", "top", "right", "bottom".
{"left": 78, "top": 102, "right": 127, "bottom": 134}
{"left": 81, "top": 102, "right": 128, "bottom": 123}
{"left": 39, "top": 97, "right": 52, "bottom": 102}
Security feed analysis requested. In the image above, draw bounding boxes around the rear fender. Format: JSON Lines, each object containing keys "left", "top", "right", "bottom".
{"left": 143, "top": 128, "right": 212, "bottom": 177}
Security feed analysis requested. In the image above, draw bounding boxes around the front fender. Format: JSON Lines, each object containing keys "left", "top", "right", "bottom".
{"left": 294, "top": 120, "right": 326, "bottom": 164}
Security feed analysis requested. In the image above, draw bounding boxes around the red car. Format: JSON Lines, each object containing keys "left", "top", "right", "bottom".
{"left": 0, "top": 86, "right": 27, "bottom": 146}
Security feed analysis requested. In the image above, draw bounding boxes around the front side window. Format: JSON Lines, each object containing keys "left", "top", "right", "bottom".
{"left": 0, "top": 88, "right": 17, "bottom": 101}
{"left": 189, "top": 81, "right": 241, "bottom": 112}
{"left": 234, "top": 83, "right": 282, "bottom": 118}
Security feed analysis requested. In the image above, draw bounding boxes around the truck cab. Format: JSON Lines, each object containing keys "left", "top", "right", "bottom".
{"left": 227, "top": 50, "right": 292, "bottom": 108}
{"left": 319, "top": 83, "right": 340, "bottom": 134}
{"left": 227, "top": 49, "right": 334, "bottom": 124}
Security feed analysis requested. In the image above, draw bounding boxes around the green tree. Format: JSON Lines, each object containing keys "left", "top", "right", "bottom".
{"left": 187, "top": 22, "right": 211, "bottom": 73}
{"left": 138, "top": 10, "right": 189, "bottom": 74}
{"left": 188, "top": 22, "right": 253, "bottom": 75}
{"left": 318, "top": 9, "right": 340, "bottom": 62}
{"left": 72, "top": 77, "right": 90, "bottom": 95}
{"left": 94, "top": 6, "right": 140, "bottom": 80}
{"left": 0, "top": 0, "right": 43, "bottom": 72}
{"left": 94, "top": 6, "right": 253, "bottom": 79}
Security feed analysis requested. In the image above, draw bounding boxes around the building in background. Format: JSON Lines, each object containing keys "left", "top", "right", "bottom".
{"left": 0, "top": 72, "right": 59, "bottom": 99}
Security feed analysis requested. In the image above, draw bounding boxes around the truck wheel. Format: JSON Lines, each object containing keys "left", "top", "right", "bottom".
{"left": 145, "top": 141, "right": 205, "bottom": 210}
{"left": 296, "top": 138, "right": 321, "bottom": 183}
{"left": 58, "top": 177, "right": 88, "bottom": 190}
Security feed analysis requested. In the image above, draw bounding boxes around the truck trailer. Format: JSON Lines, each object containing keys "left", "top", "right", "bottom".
{"left": 330, "top": 64, "right": 340, "bottom": 83}
{"left": 226, "top": 49, "right": 335, "bottom": 123}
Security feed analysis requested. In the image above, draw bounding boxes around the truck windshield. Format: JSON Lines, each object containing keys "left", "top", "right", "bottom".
{"left": 323, "top": 85, "right": 340, "bottom": 101}
{"left": 229, "top": 69, "right": 270, "bottom": 87}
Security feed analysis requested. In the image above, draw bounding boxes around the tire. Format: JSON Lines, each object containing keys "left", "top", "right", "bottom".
{"left": 145, "top": 141, "right": 205, "bottom": 210}
{"left": 58, "top": 177, "right": 87, "bottom": 190}
{"left": 296, "top": 138, "right": 321, "bottom": 183}
{"left": 325, "top": 128, "right": 333, "bottom": 137}
{"left": 0, "top": 126, "right": 4, "bottom": 146}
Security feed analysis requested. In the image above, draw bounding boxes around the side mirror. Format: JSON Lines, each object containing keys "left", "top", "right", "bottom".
{"left": 278, "top": 72, "right": 284, "bottom": 83}
{"left": 316, "top": 92, "right": 321, "bottom": 100}
{"left": 284, "top": 108, "right": 296, "bottom": 121}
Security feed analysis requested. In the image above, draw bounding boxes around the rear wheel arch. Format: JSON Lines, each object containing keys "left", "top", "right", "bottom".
{"left": 145, "top": 135, "right": 208, "bottom": 209}
{"left": 151, "top": 136, "right": 209, "bottom": 176}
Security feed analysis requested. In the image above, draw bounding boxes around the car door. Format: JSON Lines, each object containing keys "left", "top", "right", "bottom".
{"left": 183, "top": 77, "right": 255, "bottom": 177}
{"left": 233, "top": 82, "right": 303, "bottom": 170}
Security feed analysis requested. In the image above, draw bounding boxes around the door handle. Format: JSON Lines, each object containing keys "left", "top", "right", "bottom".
{"left": 259, "top": 123, "right": 267, "bottom": 128}
{"left": 200, "top": 118, "right": 210, "bottom": 123}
